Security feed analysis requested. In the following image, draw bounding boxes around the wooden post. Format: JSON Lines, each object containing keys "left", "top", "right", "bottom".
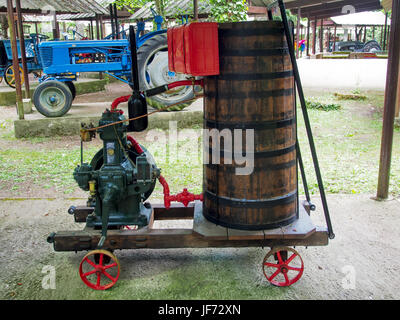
{"left": 383, "top": 12, "right": 388, "bottom": 50}
{"left": 100, "top": 15, "right": 105, "bottom": 39}
{"left": 95, "top": 14, "right": 100, "bottom": 40}
{"left": 15, "top": 0, "right": 30, "bottom": 99}
{"left": 296, "top": 7, "right": 301, "bottom": 58}
{"left": 109, "top": 4, "right": 115, "bottom": 39}
{"left": 113, "top": 3, "right": 119, "bottom": 39}
{"left": 90, "top": 19, "right": 94, "bottom": 40}
{"left": 312, "top": 17, "right": 317, "bottom": 54}
{"left": 193, "top": 0, "right": 198, "bottom": 20}
{"left": 306, "top": 17, "right": 310, "bottom": 56}
{"left": 319, "top": 19, "right": 323, "bottom": 52}
{"left": 52, "top": 10, "right": 59, "bottom": 40}
{"left": 377, "top": 0, "right": 400, "bottom": 199}
{"left": 363, "top": 25, "right": 367, "bottom": 43}
{"left": 6, "top": 0, "right": 23, "bottom": 119}
{"left": 333, "top": 25, "right": 337, "bottom": 52}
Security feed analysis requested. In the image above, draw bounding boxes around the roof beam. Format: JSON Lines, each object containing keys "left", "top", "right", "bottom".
{"left": 285, "top": 0, "right": 335, "bottom": 9}
{"left": 301, "top": 4, "right": 382, "bottom": 19}
{"left": 299, "top": 0, "right": 381, "bottom": 15}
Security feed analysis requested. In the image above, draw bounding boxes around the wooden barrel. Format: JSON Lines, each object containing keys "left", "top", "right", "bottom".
{"left": 203, "top": 21, "right": 298, "bottom": 230}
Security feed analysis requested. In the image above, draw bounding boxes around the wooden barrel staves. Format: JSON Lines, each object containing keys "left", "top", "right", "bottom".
{"left": 203, "top": 21, "right": 298, "bottom": 230}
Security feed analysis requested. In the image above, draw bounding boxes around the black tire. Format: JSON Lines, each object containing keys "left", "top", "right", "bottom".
{"left": 362, "top": 40, "right": 381, "bottom": 53}
{"left": 33, "top": 80, "right": 73, "bottom": 117}
{"left": 65, "top": 81, "right": 76, "bottom": 100}
{"left": 136, "top": 33, "right": 194, "bottom": 111}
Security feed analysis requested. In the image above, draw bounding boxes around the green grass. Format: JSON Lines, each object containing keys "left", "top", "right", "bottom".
{"left": 0, "top": 90, "right": 399, "bottom": 197}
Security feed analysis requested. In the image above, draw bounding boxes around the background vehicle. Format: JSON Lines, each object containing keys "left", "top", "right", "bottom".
{"left": 0, "top": 34, "right": 47, "bottom": 88}
{"left": 34, "top": 14, "right": 193, "bottom": 117}
{"left": 329, "top": 39, "right": 382, "bottom": 52}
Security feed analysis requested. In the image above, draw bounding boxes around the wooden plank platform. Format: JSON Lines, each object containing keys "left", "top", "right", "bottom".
{"left": 49, "top": 201, "right": 328, "bottom": 252}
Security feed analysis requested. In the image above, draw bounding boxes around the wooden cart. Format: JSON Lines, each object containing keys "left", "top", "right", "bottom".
{"left": 48, "top": 200, "right": 328, "bottom": 290}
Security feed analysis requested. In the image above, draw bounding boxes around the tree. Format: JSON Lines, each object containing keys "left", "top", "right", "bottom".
{"left": 208, "top": 0, "right": 248, "bottom": 22}
{"left": 113, "top": 0, "right": 249, "bottom": 23}
{"left": 0, "top": 15, "right": 9, "bottom": 39}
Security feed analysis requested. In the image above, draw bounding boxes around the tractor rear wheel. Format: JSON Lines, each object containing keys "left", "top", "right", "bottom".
{"left": 136, "top": 33, "right": 194, "bottom": 111}
{"left": 33, "top": 80, "right": 73, "bottom": 117}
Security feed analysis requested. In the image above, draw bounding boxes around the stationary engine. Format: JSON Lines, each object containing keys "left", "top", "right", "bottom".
{"left": 73, "top": 110, "right": 160, "bottom": 247}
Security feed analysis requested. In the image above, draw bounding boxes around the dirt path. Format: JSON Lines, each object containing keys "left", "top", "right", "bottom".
{"left": 0, "top": 194, "right": 399, "bottom": 300}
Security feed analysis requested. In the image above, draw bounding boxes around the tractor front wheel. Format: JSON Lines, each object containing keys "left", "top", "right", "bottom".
{"left": 33, "top": 80, "right": 73, "bottom": 117}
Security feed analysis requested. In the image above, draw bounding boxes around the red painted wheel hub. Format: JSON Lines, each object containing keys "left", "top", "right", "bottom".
{"left": 262, "top": 247, "right": 304, "bottom": 287}
{"left": 79, "top": 249, "right": 120, "bottom": 290}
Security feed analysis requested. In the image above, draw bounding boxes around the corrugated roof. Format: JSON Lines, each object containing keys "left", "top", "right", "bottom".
{"left": 130, "top": 0, "right": 211, "bottom": 19}
{"left": 0, "top": 0, "right": 109, "bottom": 14}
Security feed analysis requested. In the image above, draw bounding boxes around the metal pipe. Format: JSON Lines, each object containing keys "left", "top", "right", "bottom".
{"left": 278, "top": 0, "right": 334, "bottom": 239}
{"left": 15, "top": 0, "right": 30, "bottom": 99}
{"left": 376, "top": 0, "right": 400, "bottom": 199}
{"left": 6, "top": 0, "right": 23, "bottom": 120}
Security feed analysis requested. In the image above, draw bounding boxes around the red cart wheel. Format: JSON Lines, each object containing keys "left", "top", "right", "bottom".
{"left": 79, "top": 249, "right": 120, "bottom": 290}
{"left": 262, "top": 247, "right": 304, "bottom": 287}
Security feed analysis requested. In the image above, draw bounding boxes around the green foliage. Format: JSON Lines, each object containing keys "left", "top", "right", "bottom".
{"left": 208, "top": 0, "right": 248, "bottom": 23}
{"left": 305, "top": 100, "right": 341, "bottom": 111}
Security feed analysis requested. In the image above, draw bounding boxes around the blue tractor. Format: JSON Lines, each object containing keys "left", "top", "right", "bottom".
{"left": 33, "top": 14, "right": 194, "bottom": 117}
{"left": 0, "top": 34, "right": 47, "bottom": 88}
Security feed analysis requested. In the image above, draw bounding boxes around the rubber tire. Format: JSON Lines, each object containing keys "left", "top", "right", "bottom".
{"left": 362, "top": 40, "right": 381, "bottom": 53}
{"left": 65, "top": 81, "right": 76, "bottom": 100}
{"left": 136, "top": 33, "right": 194, "bottom": 112}
{"left": 33, "top": 80, "right": 73, "bottom": 117}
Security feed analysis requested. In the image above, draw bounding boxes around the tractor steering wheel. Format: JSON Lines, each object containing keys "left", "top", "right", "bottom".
{"left": 30, "top": 33, "right": 49, "bottom": 40}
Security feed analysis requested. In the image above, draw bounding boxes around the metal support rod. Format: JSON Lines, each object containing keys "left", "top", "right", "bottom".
{"left": 296, "top": 143, "right": 311, "bottom": 204}
{"left": 6, "top": 0, "right": 23, "bottom": 120}
{"left": 277, "top": 0, "right": 334, "bottom": 239}
{"left": 193, "top": 0, "right": 198, "bottom": 20}
{"left": 376, "top": 0, "right": 400, "bottom": 200}
{"left": 15, "top": 0, "right": 30, "bottom": 99}
{"left": 383, "top": 12, "right": 388, "bottom": 51}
